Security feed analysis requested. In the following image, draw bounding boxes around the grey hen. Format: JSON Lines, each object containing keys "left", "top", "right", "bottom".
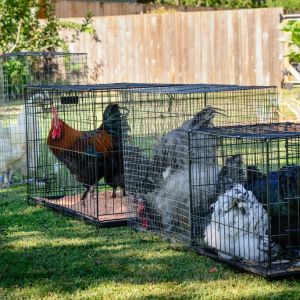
{"left": 144, "top": 107, "right": 225, "bottom": 234}
{"left": 148, "top": 106, "right": 224, "bottom": 187}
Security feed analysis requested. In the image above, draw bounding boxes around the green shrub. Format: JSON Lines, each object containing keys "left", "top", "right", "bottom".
{"left": 0, "top": 0, "right": 96, "bottom": 54}
{"left": 155, "top": 0, "right": 300, "bottom": 10}
{"left": 282, "top": 20, "right": 300, "bottom": 64}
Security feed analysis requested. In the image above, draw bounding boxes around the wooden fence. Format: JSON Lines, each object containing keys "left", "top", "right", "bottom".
{"left": 60, "top": 8, "right": 284, "bottom": 86}
{"left": 54, "top": 1, "right": 217, "bottom": 18}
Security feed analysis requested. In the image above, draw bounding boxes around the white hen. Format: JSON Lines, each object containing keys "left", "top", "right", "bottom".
{"left": 204, "top": 184, "right": 279, "bottom": 262}
{"left": 0, "top": 93, "right": 46, "bottom": 187}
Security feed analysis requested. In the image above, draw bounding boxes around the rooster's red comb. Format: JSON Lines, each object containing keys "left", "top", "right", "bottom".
{"left": 52, "top": 107, "right": 58, "bottom": 117}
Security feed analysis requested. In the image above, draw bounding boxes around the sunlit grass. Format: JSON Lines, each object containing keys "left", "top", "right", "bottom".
{"left": 279, "top": 87, "right": 300, "bottom": 122}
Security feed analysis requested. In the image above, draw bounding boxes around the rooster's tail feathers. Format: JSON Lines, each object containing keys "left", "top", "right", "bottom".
{"left": 102, "top": 104, "right": 129, "bottom": 137}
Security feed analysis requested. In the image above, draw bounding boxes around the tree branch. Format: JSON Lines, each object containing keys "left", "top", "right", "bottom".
{"left": 8, "top": 18, "right": 23, "bottom": 53}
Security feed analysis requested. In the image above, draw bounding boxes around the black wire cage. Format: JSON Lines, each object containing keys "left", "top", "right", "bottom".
{"left": 120, "top": 85, "right": 279, "bottom": 246}
{"left": 191, "top": 123, "right": 300, "bottom": 277}
{"left": 0, "top": 52, "right": 88, "bottom": 104}
{"left": 0, "top": 52, "right": 87, "bottom": 187}
{"left": 25, "top": 83, "right": 189, "bottom": 226}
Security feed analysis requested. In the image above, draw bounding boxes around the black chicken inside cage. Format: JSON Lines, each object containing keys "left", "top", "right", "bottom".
{"left": 121, "top": 85, "right": 279, "bottom": 246}
{"left": 25, "top": 83, "right": 191, "bottom": 226}
{"left": 0, "top": 52, "right": 87, "bottom": 187}
{"left": 190, "top": 123, "right": 300, "bottom": 277}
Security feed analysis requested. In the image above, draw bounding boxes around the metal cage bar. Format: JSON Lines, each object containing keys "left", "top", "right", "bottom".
{"left": 190, "top": 122, "right": 300, "bottom": 277}
{"left": 25, "top": 83, "right": 191, "bottom": 227}
{"left": 118, "top": 85, "right": 300, "bottom": 277}
{"left": 0, "top": 52, "right": 88, "bottom": 187}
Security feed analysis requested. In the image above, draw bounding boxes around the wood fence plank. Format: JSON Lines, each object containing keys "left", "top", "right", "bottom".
{"left": 59, "top": 8, "right": 284, "bottom": 86}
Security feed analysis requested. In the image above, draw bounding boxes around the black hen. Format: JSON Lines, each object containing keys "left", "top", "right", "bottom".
{"left": 245, "top": 164, "right": 300, "bottom": 252}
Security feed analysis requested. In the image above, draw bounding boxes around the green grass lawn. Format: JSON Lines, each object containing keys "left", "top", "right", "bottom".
{"left": 1, "top": 187, "right": 300, "bottom": 299}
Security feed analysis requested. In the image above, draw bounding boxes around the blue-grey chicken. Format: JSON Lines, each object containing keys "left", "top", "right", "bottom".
{"left": 127, "top": 106, "right": 224, "bottom": 232}
{"left": 217, "top": 154, "right": 247, "bottom": 194}
{"left": 142, "top": 106, "right": 226, "bottom": 234}
{"left": 148, "top": 106, "right": 225, "bottom": 187}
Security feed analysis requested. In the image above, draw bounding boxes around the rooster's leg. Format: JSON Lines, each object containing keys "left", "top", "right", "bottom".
{"left": 89, "top": 185, "right": 96, "bottom": 201}
{"left": 112, "top": 187, "right": 117, "bottom": 199}
{"left": 80, "top": 186, "right": 91, "bottom": 206}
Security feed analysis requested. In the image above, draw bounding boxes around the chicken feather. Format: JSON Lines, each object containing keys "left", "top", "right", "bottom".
{"left": 47, "top": 103, "right": 128, "bottom": 203}
{"left": 204, "top": 184, "right": 279, "bottom": 262}
{"left": 0, "top": 92, "right": 45, "bottom": 187}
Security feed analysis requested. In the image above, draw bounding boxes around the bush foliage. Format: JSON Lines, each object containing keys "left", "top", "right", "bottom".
{"left": 0, "top": 0, "right": 96, "bottom": 54}
{"left": 282, "top": 20, "right": 300, "bottom": 64}
{"left": 155, "top": 0, "right": 300, "bottom": 10}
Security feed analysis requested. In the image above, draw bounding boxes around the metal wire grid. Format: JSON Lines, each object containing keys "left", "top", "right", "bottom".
{"left": 121, "top": 85, "right": 279, "bottom": 245}
{"left": 26, "top": 88, "right": 122, "bottom": 225}
{"left": 0, "top": 52, "right": 87, "bottom": 187}
{"left": 190, "top": 123, "right": 300, "bottom": 277}
{"left": 26, "top": 83, "right": 197, "bottom": 226}
{"left": 121, "top": 85, "right": 279, "bottom": 126}
{"left": 0, "top": 52, "right": 87, "bottom": 104}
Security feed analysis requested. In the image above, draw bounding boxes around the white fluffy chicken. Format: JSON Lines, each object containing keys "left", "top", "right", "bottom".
{"left": 0, "top": 93, "right": 45, "bottom": 187}
{"left": 204, "top": 184, "right": 279, "bottom": 262}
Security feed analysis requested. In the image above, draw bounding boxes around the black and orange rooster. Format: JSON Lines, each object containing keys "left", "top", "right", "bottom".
{"left": 47, "top": 104, "right": 127, "bottom": 204}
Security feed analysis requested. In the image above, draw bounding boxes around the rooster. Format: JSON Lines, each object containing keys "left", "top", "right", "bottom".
{"left": 47, "top": 103, "right": 127, "bottom": 203}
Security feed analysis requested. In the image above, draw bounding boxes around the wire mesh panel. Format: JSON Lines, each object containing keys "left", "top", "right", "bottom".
{"left": 26, "top": 83, "right": 188, "bottom": 226}
{"left": 190, "top": 123, "right": 300, "bottom": 277}
{"left": 121, "top": 85, "right": 279, "bottom": 246}
{"left": 0, "top": 52, "right": 87, "bottom": 187}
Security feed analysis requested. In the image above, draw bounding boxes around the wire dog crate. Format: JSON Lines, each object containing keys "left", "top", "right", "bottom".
{"left": 191, "top": 123, "right": 300, "bottom": 277}
{"left": 0, "top": 52, "right": 87, "bottom": 187}
{"left": 121, "top": 85, "right": 279, "bottom": 246}
{"left": 0, "top": 52, "right": 87, "bottom": 104}
{"left": 25, "top": 83, "right": 191, "bottom": 226}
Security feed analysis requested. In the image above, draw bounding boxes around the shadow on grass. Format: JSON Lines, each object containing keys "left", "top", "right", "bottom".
{"left": 0, "top": 187, "right": 237, "bottom": 295}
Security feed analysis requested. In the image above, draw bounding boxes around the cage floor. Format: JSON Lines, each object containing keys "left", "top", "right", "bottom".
{"left": 33, "top": 191, "right": 130, "bottom": 222}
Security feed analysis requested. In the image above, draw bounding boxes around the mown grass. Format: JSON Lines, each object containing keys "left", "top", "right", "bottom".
{"left": 1, "top": 88, "right": 300, "bottom": 299}
{"left": 1, "top": 186, "right": 300, "bottom": 299}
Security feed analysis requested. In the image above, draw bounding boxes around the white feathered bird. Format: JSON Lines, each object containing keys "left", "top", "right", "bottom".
{"left": 204, "top": 184, "right": 279, "bottom": 262}
{"left": 0, "top": 92, "right": 46, "bottom": 187}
